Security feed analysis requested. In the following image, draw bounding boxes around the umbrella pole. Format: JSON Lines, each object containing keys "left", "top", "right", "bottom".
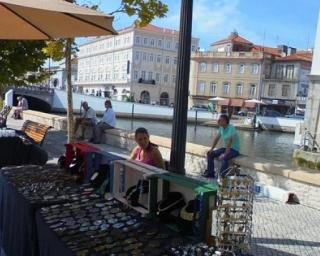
{"left": 66, "top": 38, "right": 75, "bottom": 142}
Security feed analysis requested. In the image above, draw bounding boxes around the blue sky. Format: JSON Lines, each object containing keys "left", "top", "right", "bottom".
{"left": 86, "top": 0, "right": 320, "bottom": 50}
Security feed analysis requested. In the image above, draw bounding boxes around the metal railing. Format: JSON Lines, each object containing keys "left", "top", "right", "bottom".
{"left": 302, "top": 130, "right": 320, "bottom": 152}
{"left": 5, "top": 85, "right": 54, "bottom": 95}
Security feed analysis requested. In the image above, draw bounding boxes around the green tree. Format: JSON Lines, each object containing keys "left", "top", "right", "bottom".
{"left": 110, "top": 0, "right": 168, "bottom": 26}
{"left": 0, "top": 40, "right": 47, "bottom": 92}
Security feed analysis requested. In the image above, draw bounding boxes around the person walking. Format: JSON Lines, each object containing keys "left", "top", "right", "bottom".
{"left": 203, "top": 114, "right": 240, "bottom": 178}
{"left": 91, "top": 100, "right": 116, "bottom": 144}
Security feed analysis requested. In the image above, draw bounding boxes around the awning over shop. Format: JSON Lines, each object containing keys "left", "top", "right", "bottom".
{"left": 244, "top": 102, "right": 256, "bottom": 108}
{"left": 218, "top": 98, "right": 230, "bottom": 106}
{"left": 230, "top": 99, "right": 244, "bottom": 107}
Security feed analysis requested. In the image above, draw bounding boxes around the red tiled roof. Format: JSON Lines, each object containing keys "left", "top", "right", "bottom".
{"left": 211, "top": 33, "right": 253, "bottom": 46}
{"left": 276, "top": 53, "right": 312, "bottom": 62}
{"left": 251, "top": 45, "right": 282, "bottom": 57}
{"left": 137, "top": 24, "right": 179, "bottom": 35}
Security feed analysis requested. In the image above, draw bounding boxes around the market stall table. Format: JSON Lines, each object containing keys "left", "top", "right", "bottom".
{"left": 0, "top": 165, "right": 80, "bottom": 256}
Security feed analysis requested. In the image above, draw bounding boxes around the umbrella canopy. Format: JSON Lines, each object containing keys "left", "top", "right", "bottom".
{"left": 245, "top": 99, "right": 266, "bottom": 105}
{"left": 208, "top": 96, "right": 226, "bottom": 101}
{"left": 0, "top": 0, "right": 117, "bottom": 39}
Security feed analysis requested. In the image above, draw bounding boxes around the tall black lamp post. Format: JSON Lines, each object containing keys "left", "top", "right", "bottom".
{"left": 169, "top": 0, "right": 193, "bottom": 174}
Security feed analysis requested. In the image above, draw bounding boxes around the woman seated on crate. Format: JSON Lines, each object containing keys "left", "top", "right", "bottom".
{"left": 130, "top": 127, "right": 165, "bottom": 169}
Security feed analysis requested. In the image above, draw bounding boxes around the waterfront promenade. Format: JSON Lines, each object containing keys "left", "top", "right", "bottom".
{"left": 6, "top": 118, "right": 320, "bottom": 256}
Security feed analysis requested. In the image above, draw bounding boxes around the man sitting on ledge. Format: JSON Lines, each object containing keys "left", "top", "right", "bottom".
{"left": 74, "top": 101, "right": 97, "bottom": 140}
{"left": 91, "top": 99, "right": 116, "bottom": 144}
{"left": 203, "top": 114, "right": 240, "bottom": 178}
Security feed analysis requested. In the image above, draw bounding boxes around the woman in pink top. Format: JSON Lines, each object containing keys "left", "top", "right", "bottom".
{"left": 130, "top": 127, "right": 165, "bottom": 169}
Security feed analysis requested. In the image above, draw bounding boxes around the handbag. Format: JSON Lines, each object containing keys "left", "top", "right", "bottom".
{"left": 124, "top": 179, "right": 149, "bottom": 207}
{"left": 157, "top": 192, "right": 186, "bottom": 222}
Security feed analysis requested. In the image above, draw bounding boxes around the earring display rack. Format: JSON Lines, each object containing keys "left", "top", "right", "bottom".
{"left": 215, "top": 168, "right": 254, "bottom": 255}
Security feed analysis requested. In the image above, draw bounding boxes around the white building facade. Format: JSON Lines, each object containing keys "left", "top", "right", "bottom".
{"left": 76, "top": 24, "right": 199, "bottom": 105}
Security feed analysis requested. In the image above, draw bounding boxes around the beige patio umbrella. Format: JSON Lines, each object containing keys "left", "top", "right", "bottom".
{"left": 0, "top": 0, "right": 117, "bottom": 141}
{"left": 0, "top": 0, "right": 117, "bottom": 39}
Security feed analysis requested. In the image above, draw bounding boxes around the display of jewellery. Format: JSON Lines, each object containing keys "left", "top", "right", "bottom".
{"left": 39, "top": 194, "right": 190, "bottom": 256}
{"left": 163, "top": 243, "right": 217, "bottom": 256}
{"left": 1, "top": 165, "right": 81, "bottom": 204}
{"left": 215, "top": 166, "right": 254, "bottom": 255}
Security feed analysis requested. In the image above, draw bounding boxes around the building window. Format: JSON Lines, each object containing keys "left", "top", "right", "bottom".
{"left": 173, "top": 57, "right": 177, "bottom": 65}
{"left": 158, "top": 39, "right": 162, "bottom": 47}
{"left": 199, "top": 62, "right": 207, "bottom": 73}
{"left": 135, "top": 51, "right": 139, "bottom": 60}
{"left": 268, "top": 84, "right": 276, "bottom": 96}
{"left": 191, "top": 45, "right": 196, "bottom": 51}
{"left": 135, "top": 36, "right": 140, "bottom": 44}
{"left": 286, "top": 65, "right": 294, "bottom": 79}
{"left": 156, "top": 55, "right": 161, "bottom": 63}
{"left": 133, "top": 71, "right": 138, "bottom": 80}
{"left": 148, "top": 72, "right": 153, "bottom": 80}
{"left": 149, "top": 53, "right": 154, "bottom": 62}
{"left": 251, "top": 63, "right": 259, "bottom": 74}
{"left": 164, "top": 74, "right": 169, "bottom": 83}
{"left": 143, "top": 52, "right": 147, "bottom": 61}
{"left": 236, "top": 83, "right": 243, "bottom": 95}
{"left": 166, "top": 41, "right": 171, "bottom": 49}
{"left": 175, "top": 42, "right": 179, "bottom": 50}
{"left": 238, "top": 64, "right": 245, "bottom": 74}
{"left": 212, "top": 63, "right": 219, "bottom": 73}
{"left": 210, "top": 82, "right": 217, "bottom": 95}
{"left": 223, "top": 82, "right": 230, "bottom": 95}
{"left": 197, "top": 81, "right": 206, "bottom": 95}
{"left": 141, "top": 71, "right": 146, "bottom": 80}
{"left": 156, "top": 73, "right": 160, "bottom": 82}
{"left": 276, "top": 65, "right": 284, "bottom": 78}
{"left": 150, "top": 39, "right": 155, "bottom": 46}
{"left": 144, "top": 38, "right": 148, "bottom": 44}
{"left": 224, "top": 63, "right": 232, "bottom": 73}
{"left": 165, "top": 56, "right": 170, "bottom": 64}
{"left": 249, "top": 84, "right": 256, "bottom": 97}
{"left": 282, "top": 84, "right": 290, "bottom": 97}
{"left": 172, "top": 75, "right": 176, "bottom": 83}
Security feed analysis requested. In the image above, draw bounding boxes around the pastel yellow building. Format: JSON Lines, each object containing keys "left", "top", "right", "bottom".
{"left": 190, "top": 32, "right": 284, "bottom": 114}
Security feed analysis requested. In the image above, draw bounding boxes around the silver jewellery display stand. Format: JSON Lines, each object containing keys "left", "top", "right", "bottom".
{"left": 213, "top": 166, "right": 254, "bottom": 256}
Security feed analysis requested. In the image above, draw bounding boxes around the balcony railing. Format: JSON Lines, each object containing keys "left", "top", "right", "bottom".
{"left": 264, "top": 75, "right": 298, "bottom": 82}
{"left": 138, "top": 78, "right": 156, "bottom": 85}
{"left": 192, "top": 51, "right": 263, "bottom": 59}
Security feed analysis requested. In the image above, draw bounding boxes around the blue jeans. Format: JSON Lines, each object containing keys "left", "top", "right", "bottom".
{"left": 207, "top": 147, "right": 239, "bottom": 177}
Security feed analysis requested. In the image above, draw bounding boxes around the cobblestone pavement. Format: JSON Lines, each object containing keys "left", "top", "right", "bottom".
{"left": 6, "top": 118, "right": 320, "bottom": 256}
{"left": 252, "top": 197, "right": 320, "bottom": 256}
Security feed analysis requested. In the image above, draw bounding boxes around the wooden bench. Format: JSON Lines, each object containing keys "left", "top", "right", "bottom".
{"left": 20, "top": 120, "right": 52, "bottom": 146}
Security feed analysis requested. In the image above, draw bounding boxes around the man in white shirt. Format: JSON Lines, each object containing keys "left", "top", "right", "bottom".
{"left": 74, "top": 101, "right": 97, "bottom": 140}
{"left": 91, "top": 100, "right": 116, "bottom": 144}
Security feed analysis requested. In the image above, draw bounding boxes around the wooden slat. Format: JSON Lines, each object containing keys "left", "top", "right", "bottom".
{"left": 21, "top": 120, "right": 51, "bottom": 145}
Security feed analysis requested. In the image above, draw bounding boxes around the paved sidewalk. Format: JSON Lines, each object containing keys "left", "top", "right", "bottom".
{"left": 6, "top": 118, "right": 320, "bottom": 256}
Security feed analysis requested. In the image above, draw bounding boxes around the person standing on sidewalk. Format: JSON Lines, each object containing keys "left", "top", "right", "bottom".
{"left": 91, "top": 100, "right": 116, "bottom": 144}
{"left": 203, "top": 114, "right": 240, "bottom": 178}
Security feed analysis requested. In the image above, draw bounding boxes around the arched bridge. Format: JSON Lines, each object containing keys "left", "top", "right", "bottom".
{"left": 5, "top": 86, "right": 55, "bottom": 112}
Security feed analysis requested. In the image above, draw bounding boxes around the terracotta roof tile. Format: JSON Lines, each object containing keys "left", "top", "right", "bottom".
{"left": 276, "top": 53, "right": 312, "bottom": 62}
{"left": 211, "top": 33, "right": 253, "bottom": 46}
{"left": 251, "top": 45, "right": 282, "bottom": 57}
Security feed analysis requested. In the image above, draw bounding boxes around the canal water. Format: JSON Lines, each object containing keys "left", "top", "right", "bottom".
{"left": 116, "top": 118, "right": 297, "bottom": 164}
